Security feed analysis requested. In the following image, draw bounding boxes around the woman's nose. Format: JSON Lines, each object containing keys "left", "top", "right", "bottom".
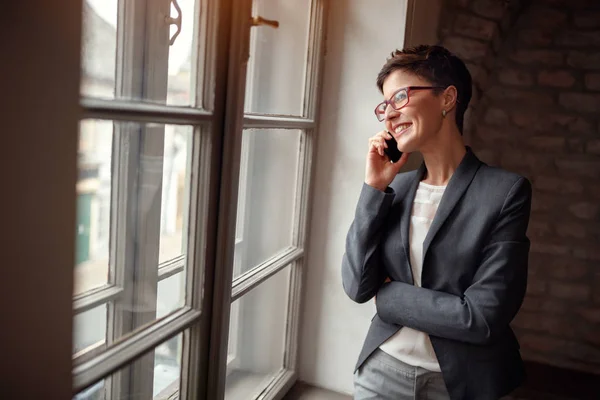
{"left": 384, "top": 103, "right": 399, "bottom": 121}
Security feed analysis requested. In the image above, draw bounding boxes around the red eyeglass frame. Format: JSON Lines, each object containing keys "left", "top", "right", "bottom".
{"left": 374, "top": 86, "right": 446, "bottom": 121}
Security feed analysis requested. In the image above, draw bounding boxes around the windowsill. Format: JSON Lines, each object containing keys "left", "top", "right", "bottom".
{"left": 224, "top": 369, "right": 278, "bottom": 400}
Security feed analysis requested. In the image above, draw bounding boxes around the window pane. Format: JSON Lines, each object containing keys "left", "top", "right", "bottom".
{"left": 234, "top": 129, "right": 300, "bottom": 278}
{"left": 81, "top": 0, "right": 200, "bottom": 106}
{"left": 225, "top": 267, "right": 290, "bottom": 399}
{"left": 159, "top": 126, "right": 191, "bottom": 264}
{"left": 167, "top": 0, "right": 198, "bottom": 106}
{"left": 244, "top": 0, "right": 311, "bottom": 116}
{"left": 75, "top": 120, "right": 113, "bottom": 295}
{"left": 81, "top": 0, "right": 117, "bottom": 99}
{"left": 74, "top": 120, "right": 193, "bottom": 354}
{"left": 157, "top": 272, "right": 185, "bottom": 319}
{"left": 73, "top": 332, "right": 183, "bottom": 400}
{"left": 73, "top": 304, "right": 107, "bottom": 356}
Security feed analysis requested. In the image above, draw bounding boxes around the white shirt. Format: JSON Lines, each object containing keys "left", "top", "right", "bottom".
{"left": 379, "top": 181, "right": 446, "bottom": 372}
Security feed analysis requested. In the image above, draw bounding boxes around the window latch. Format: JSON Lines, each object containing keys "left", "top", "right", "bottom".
{"left": 165, "top": 0, "right": 182, "bottom": 46}
{"left": 251, "top": 15, "right": 279, "bottom": 29}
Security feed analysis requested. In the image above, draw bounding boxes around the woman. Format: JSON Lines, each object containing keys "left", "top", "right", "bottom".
{"left": 341, "top": 45, "right": 532, "bottom": 400}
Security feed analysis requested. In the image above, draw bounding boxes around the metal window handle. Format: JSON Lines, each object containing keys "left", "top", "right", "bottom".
{"left": 251, "top": 15, "right": 279, "bottom": 29}
{"left": 165, "top": 0, "right": 182, "bottom": 46}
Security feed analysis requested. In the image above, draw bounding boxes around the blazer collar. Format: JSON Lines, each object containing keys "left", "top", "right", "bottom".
{"left": 400, "top": 147, "right": 482, "bottom": 270}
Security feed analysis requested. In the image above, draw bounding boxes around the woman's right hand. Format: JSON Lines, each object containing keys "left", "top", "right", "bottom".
{"left": 365, "top": 130, "right": 410, "bottom": 191}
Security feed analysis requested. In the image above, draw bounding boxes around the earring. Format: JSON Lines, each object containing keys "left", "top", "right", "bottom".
{"left": 442, "top": 110, "right": 447, "bottom": 117}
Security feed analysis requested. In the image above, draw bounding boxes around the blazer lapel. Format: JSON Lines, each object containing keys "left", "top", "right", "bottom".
{"left": 399, "top": 163, "right": 426, "bottom": 284}
{"left": 422, "top": 147, "right": 482, "bottom": 260}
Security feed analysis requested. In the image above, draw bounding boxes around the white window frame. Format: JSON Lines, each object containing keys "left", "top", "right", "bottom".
{"left": 210, "top": 0, "right": 328, "bottom": 399}
{"left": 73, "top": 0, "right": 224, "bottom": 399}
{"left": 73, "top": 0, "right": 328, "bottom": 398}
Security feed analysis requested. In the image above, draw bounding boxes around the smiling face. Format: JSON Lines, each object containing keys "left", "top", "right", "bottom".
{"left": 381, "top": 69, "right": 445, "bottom": 154}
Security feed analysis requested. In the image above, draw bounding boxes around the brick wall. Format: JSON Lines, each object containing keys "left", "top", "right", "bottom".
{"left": 441, "top": 0, "right": 600, "bottom": 375}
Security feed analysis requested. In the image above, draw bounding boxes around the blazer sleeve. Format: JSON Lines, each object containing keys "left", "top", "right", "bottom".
{"left": 341, "top": 183, "right": 395, "bottom": 304}
{"left": 375, "top": 177, "right": 532, "bottom": 344}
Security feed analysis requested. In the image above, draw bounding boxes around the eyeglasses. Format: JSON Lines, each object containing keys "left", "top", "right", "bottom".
{"left": 374, "top": 86, "right": 446, "bottom": 122}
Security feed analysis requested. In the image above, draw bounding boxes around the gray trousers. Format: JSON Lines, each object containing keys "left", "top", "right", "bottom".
{"left": 353, "top": 349, "right": 450, "bottom": 400}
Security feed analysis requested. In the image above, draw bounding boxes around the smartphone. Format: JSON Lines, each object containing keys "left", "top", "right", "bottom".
{"left": 384, "top": 134, "right": 403, "bottom": 163}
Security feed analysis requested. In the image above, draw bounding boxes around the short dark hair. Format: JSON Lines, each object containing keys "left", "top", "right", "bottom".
{"left": 376, "top": 45, "right": 472, "bottom": 134}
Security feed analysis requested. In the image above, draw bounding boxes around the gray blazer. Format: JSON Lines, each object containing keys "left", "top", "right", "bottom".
{"left": 342, "top": 148, "right": 532, "bottom": 400}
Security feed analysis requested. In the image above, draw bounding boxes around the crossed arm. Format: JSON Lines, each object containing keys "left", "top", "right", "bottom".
{"left": 342, "top": 178, "right": 532, "bottom": 345}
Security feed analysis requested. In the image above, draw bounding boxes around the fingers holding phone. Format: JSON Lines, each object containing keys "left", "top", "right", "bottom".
{"left": 365, "top": 130, "right": 409, "bottom": 191}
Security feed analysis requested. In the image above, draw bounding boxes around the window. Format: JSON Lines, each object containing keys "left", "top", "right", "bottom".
{"left": 73, "top": 0, "right": 326, "bottom": 399}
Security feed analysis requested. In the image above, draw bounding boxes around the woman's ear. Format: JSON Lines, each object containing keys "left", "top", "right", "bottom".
{"left": 443, "top": 85, "right": 458, "bottom": 111}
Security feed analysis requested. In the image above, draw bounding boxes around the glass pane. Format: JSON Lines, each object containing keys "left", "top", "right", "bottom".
{"left": 167, "top": 0, "right": 197, "bottom": 106}
{"left": 74, "top": 120, "right": 193, "bottom": 352}
{"left": 157, "top": 272, "right": 185, "bottom": 319}
{"left": 233, "top": 129, "right": 300, "bottom": 278}
{"left": 81, "top": 0, "right": 199, "bottom": 106}
{"left": 73, "top": 332, "right": 183, "bottom": 400}
{"left": 154, "top": 334, "right": 183, "bottom": 398}
{"left": 244, "top": 0, "right": 311, "bottom": 116}
{"left": 73, "top": 304, "right": 107, "bottom": 356}
{"left": 81, "top": 0, "right": 117, "bottom": 99}
{"left": 225, "top": 267, "right": 290, "bottom": 399}
{"left": 159, "top": 126, "right": 191, "bottom": 264}
{"left": 75, "top": 120, "right": 113, "bottom": 295}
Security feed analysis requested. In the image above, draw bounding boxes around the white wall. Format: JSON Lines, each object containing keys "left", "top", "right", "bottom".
{"left": 298, "top": 0, "right": 408, "bottom": 394}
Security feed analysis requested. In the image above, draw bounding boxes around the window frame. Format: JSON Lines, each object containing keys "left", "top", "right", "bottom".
{"left": 209, "top": 0, "right": 328, "bottom": 398}
{"left": 73, "top": 1, "right": 226, "bottom": 399}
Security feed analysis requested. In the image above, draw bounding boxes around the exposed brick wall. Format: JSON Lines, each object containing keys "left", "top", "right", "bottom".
{"left": 440, "top": 0, "right": 600, "bottom": 375}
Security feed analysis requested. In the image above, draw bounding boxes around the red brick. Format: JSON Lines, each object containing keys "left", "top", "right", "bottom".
{"left": 573, "top": 247, "right": 600, "bottom": 262}
{"left": 483, "top": 107, "right": 509, "bottom": 125}
{"left": 527, "top": 221, "right": 553, "bottom": 238}
{"left": 518, "top": 29, "right": 553, "bottom": 46}
{"left": 549, "top": 282, "right": 591, "bottom": 301}
{"left": 520, "top": 334, "right": 565, "bottom": 353}
{"left": 513, "top": 311, "right": 577, "bottom": 338}
{"left": 453, "top": 13, "right": 497, "bottom": 41}
{"left": 568, "top": 118, "right": 594, "bottom": 135}
{"left": 567, "top": 138, "right": 585, "bottom": 153}
{"left": 576, "top": 309, "right": 600, "bottom": 324}
{"left": 590, "top": 184, "right": 600, "bottom": 200}
{"left": 443, "top": 36, "right": 488, "bottom": 62}
{"left": 563, "top": 342, "right": 600, "bottom": 364}
{"left": 556, "top": 158, "right": 600, "bottom": 178}
{"left": 466, "top": 63, "right": 490, "bottom": 88}
{"left": 509, "top": 50, "right": 563, "bottom": 66}
{"left": 568, "top": 202, "right": 599, "bottom": 219}
{"left": 471, "top": 0, "right": 506, "bottom": 20}
{"left": 501, "top": 152, "right": 555, "bottom": 176}
{"left": 559, "top": 93, "right": 600, "bottom": 113}
{"left": 556, "top": 30, "right": 600, "bottom": 47}
{"left": 555, "top": 222, "right": 586, "bottom": 239}
{"left": 499, "top": 68, "right": 534, "bottom": 87}
{"left": 487, "top": 86, "right": 555, "bottom": 107}
{"left": 528, "top": 6, "right": 568, "bottom": 30}
{"left": 584, "top": 73, "right": 600, "bottom": 91}
{"left": 538, "top": 0, "right": 595, "bottom": 8}
{"left": 539, "top": 299, "right": 569, "bottom": 314}
{"left": 546, "top": 263, "right": 588, "bottom": 280}
{"left": 528, "top": 136, "right": 565, "bottom": 152}
{"left": 538, "top": 70, "right": 576, "bottom": 88}
{"left": 533, "top": 176, "right": 583, "bottom": 194}
{"left": 567, "top": 51, "right": 600, "bottom": 70}
{"left": 531, "top": 242, "right": 570, "bottom": 256}
{"left": 587, "top": 139, "right": 600, "bottom": 155}
{"left": 573, "top": 12, "right": 600, "bottom": 28}
{"left": 526, "top": 280, "right": 547, "bottom": 296}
